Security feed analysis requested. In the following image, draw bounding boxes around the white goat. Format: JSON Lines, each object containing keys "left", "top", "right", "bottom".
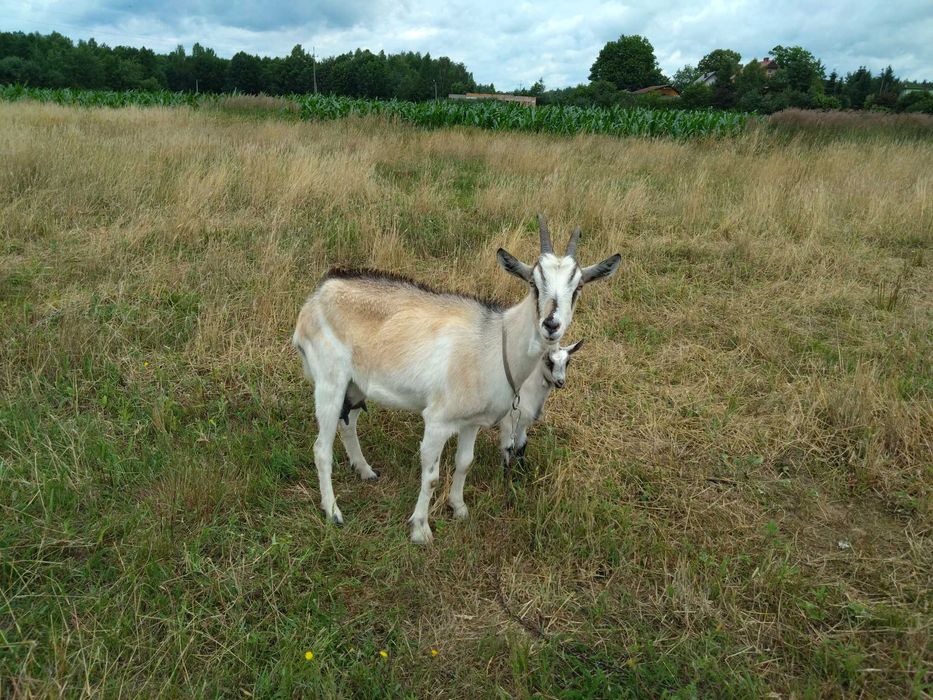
{"left": 498, "top": 339, "right": 583, "bottom": 480}
{"left": 292, "top": 215, "right": 620, "bottom": 543}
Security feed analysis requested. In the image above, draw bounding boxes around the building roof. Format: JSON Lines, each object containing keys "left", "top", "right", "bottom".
{"left": 448, "top": 92, "right": 536, "bottom": 106}
{"left": 693, "top": 71, "right": 718, "bottom": 86}
{"left": 631, "top": 84, "right": 680, "bottom": 96}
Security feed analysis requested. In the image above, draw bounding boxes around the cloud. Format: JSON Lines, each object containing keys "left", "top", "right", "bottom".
{"left": 79, "top": 0, "right": 380, "bottom": 33}
{"left": 5, "top": 0, "right": 931, "bottom": 86}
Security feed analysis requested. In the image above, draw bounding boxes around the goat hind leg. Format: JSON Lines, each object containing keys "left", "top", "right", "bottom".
{"left": 313, "top": 377, "right": 347, "bottom": 525}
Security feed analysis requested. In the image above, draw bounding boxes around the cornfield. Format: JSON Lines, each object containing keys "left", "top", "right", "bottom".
{"left": 293, "top": 94, "right": 752, "bottom": 137}
{"left": 0, "top": 84, "right": 202, "bottom": 108}
{"left": 0, "top": 84, "right": 753, "bottom": 138}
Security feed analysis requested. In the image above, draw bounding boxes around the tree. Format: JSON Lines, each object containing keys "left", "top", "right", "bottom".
{"left": 276, "top": 45, "right": 313, "bottom": 93}
{"left": 588, "top": 34, "right": 664, "bottom": 91}
{"left": 514, "top": 77, "right": 545, "bottom": 97}
{"left": 164, "top": 45, "right": 193, "bottom": 91}
{"left": 679, "top": 82, "right": 713, "bottom": 109}
{"left": 897, "top": 90, "right": 933, "bottom": 114}
{"left": 844, "top": 67, "right": 872, "bottom": 109}
{"left": 869, "top": 65, "right": 900, "bottom": 110}
{"left": 769, "top": 45, "right": 824, "bottom": 95}
{"left": 541, "top": 80, "right": 631, "bottom": 108}
{"left": 735, "top": 60, "right": 767, "bottom": 111}
{"left": 672, "top": 64, "right": 701, "bottom": 91}
{"left": 825, "top": 70, "right": 839, "bottom": 98}
{"left": 228, "top": 51, "right": 264, "bottom": 93}
{"left": 697, "top": 49, "right": 741, "bottom": 77}
{"left": 352, "top": 50, "right": 390, "bottom": 98}
{"left": 0, "top": 29, "right": 484, "bottom": 102}
{"left": 104, "top": 55, "right": 145, "bottom": 89}
{"left": 72, "top": 39, "right": 106, "bottom": 88}
{"left": 0, "top": 55, "right": 41, "bottom": 84}
{"left": 697, "top": 49, "right": 742, "bottom": 108}
{"left": 189, "top": 43, "right": 226, "bottom": 92}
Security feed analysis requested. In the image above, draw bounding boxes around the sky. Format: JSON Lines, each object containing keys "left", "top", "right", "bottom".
{"left": 2, "top": 0, "right": 931, "bottom": 87}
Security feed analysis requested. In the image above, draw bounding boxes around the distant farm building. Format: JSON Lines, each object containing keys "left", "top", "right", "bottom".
{"left": 696, "top": 57, "right": 778, "bottom": 87}
{"left": 448, "top": 92, "right": 537, "bottom": 107}
{"left": 759, "top": 58, "right": 779, "bottom": 78}
{"left": 631, "top": 85, "right": 681, "bottom": 97}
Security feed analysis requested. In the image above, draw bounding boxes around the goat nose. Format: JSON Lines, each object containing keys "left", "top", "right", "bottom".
{"left": 543, "top": 316, "right": 559, "bottom": 332}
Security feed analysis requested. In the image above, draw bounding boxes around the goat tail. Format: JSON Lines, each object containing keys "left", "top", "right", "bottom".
{"left": 292, "top": 330, "right": 315, "bottom": 382}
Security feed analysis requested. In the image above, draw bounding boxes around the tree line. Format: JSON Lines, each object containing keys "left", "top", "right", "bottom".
{"left": 1, "top": 30, "right": 930, "bottom": 114}
{"left": 531, "top": 36, "right": 932, "bottom": 114}
{"left": 0, "top": 31, "right": 487, "bottom": 101}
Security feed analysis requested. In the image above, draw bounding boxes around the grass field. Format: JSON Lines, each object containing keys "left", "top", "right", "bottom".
{"left": 1, "top": 101, "right": 931, "bottom": 698}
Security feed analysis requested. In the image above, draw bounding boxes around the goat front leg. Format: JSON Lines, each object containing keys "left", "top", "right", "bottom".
{"left": 409, "top": 420, "right": 455, "bottom": 544}
{"left": 449, "top": 425, "right": 479, "bottom": 520}
{"left": 499, "top": 424, "right": 512, "bottom": 478}
{"left": 513, "top": 428, "right": 528, "bottom": 471}
{"left": 337, "top": 408, "right": 378, "bottom": 480}
{"left": 500, "top": 426, "right": 528, "bottom": 507}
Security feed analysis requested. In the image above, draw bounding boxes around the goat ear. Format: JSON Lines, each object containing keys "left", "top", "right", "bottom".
{"left": 567, "top": 339, "right": 584, "bottom": 355}
{"left": 581, "top": 253, "right": 621, "bottom": 284}
{"left": 497, "top": 248, "right": 533, "bottom": 282}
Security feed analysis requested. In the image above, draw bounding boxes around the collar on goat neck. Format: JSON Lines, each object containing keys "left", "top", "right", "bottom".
{"left": 501, "top": 293, "right": 547, "bottom": 399}
{"left": 501, "top": 324, "right": 519, "bottom": 401}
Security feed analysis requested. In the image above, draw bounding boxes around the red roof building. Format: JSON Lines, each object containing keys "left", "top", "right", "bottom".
{"left": 631, "top": 85, "right": 681, "bottom": 97}
{"left": 759, "top": 58, "right": 779, "bottom": 77}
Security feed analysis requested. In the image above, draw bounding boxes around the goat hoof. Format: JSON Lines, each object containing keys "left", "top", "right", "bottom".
{"left": 353, "top": 462, "right": 379, "bottom": 480}
{"left": 451, "top": 504, "right": 469, "bottom": 520}
{"left": 327, "top": 506, "right": 344, "bottom": 527}
{"left": 410, "top": 519, "right": 433, "bottom": 545}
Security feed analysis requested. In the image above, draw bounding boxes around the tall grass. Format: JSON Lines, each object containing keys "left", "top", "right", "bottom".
{"left": 769, "top": 107, "right": 933, "bottom": 141}
{"left": 1, "top": 101, "right": 931, "bottom": 698}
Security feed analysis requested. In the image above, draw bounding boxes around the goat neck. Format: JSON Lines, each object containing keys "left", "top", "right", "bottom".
{"left": 501, "top": 291, "right": 548, "bottom": 392}
{"left": 521, "top": 364, "right": 553, "bottom": 418}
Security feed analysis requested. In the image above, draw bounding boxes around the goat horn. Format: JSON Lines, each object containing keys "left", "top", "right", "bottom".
{"left": 537, "top": 213, "right": 553, "bottom": 254}
{"left": 566, "top": 227, "right": 581, "bottom": 258}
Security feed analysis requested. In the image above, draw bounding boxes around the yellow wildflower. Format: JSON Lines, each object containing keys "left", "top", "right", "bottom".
{"left": 379, "top": 650, "right": 389, "bottom": 659}
{"left": 431, "top": 649, "right": 439, "bottom": 657}
{"left": 304, "top": 650, "right": 314, "bottom": 661}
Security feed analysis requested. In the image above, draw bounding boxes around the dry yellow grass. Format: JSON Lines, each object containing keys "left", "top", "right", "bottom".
{"left": 1, "top": 101, "right": 931, "bottom": 697}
